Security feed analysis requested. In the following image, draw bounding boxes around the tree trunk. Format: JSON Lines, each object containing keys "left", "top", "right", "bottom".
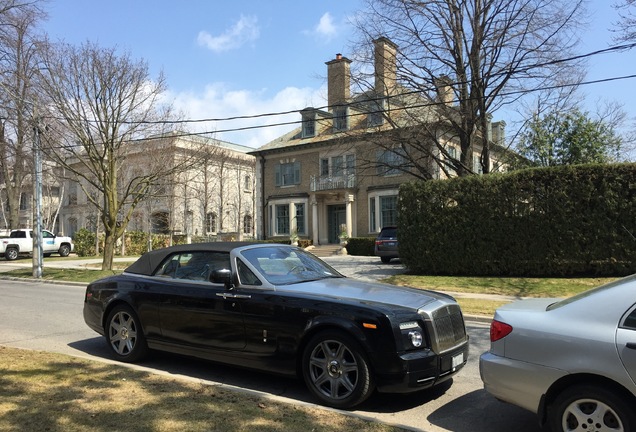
{"left": 102, "top": 231, "right": 116, "bottom": 271}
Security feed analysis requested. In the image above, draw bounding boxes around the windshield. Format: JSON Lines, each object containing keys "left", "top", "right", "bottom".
{"left": 240, "top": 246, "right": 343, "bottom": 285}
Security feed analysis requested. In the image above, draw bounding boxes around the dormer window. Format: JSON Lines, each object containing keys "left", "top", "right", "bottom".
{"left": 367, "top": 98, "right": 385, "bottom": 127}
{"left": 333, "top": 106, "right": 348, "bottom": 132}
{"left": 301, "top": 110, "right": 316, "bottom": 138}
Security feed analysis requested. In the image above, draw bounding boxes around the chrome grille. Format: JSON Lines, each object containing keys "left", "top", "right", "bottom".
{"left": 431, "top": 304, "right": 467, "bottom": 353}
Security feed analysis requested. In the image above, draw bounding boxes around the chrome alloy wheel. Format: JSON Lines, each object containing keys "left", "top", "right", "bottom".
{"left": 561, "top": 398, "right": 624, "bottom": 432}
{"left": 108, "top": 310, "right": 139, "bottom": 356}
{"left": 307, "top": 339, "right": 359, "bottom": 401}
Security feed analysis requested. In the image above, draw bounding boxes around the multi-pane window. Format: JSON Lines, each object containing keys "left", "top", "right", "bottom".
{"left": 244, "top": 175, "right": 251, "bottom": 191}
{"left": 276, "top": 205, "right": 290, "bottom": 235}
{"left": 295, "top": 203, "right": 305, "bottom": 234}
{"left": 332, "top": 155, "right": 344, "bottom": 176}
{"left": 68, "top": 182, "right": 78, "bottom": 205}
{"left": 377, "top": 148, "right": 406, "bottom": 176}
{"left": 333, "top": 107, "right": 348, "bottom": 131}
{"left": 473, "top": 155, "right": 483, "bottom": 174}
{"left": 320, "top": 158, "right": 329, "bottom": 176}
{"left": 302, "top": 118, "right": 315, "bottom": 137}
{"left": 243, "top": 214, "right": 253, "bottom": 234}
{"left": 367, "top": 99, "right": 385, "bottom": 127}
{"left": 320, "top": 154, "right": 355, "bottom": 177}
{"left": 205, "top": 212, "right": 217, "bottom": 233}
{"left": 19, "top": 193, "right": 28, "bottom": 210}
{"left": 369, "top": 197, "right": 376, "bottom": 233}
{"left": 275, "top": 162, "right": 301, "bottom": 186}
{"left": 380, "top": 195, "right": 398, "bottom": 227}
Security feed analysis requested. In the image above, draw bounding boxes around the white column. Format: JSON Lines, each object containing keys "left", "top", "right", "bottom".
{"left": 289, "top": 202, "right": 297, "bottom": 235}
{"left": 345, "top": 192, "right": 353, "bottom": 238}
{"left": 311, "top": 197, "right": 319, "bottom": 245}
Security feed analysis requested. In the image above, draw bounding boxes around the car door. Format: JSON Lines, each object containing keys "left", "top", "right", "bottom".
{"left": 616, "top": 304, "right": 636, "bottom": 384}
{"left": 41, "top": 230, "right": 58, "bottom": 253}
{"left": 154, "top": 252, "right": 246, "bottom": 350}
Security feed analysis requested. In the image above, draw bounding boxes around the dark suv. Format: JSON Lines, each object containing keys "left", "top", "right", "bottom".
{"left": 374, "top": 226, "right": 399, "bottom": 263}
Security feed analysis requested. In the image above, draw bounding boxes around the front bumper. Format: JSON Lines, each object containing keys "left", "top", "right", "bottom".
{"left": 375, "top": 342, "right": 469, "bottom": 393}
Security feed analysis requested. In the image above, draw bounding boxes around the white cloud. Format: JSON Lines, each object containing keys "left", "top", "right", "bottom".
{"left": 167, "top": 83, "right": 325, "bottom": 148}
{"left": 197, "top": 15, "right": 260, "bottom": 53}
{"left": 315, "top": 13, "right": 337, "bottom": 39}
{"left": 304, "top": 12, "right": 338, "bottom": 41}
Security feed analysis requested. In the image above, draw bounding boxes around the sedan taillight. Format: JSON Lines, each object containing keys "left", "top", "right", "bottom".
{"left": 490, "top": 320, "right": 513, "bottom": 342}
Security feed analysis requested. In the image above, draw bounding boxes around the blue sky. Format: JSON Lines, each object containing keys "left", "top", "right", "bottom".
{"left": 41, "top": 1, "right": 635, "bottom": 151}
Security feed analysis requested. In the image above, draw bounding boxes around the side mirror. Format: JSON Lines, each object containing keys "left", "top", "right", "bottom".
{"left": 210, "top": 268, "right": 232, "bottom": 287}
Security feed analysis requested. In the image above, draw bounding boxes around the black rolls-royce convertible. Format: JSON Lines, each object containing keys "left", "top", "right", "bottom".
{"left": 83, "top": 242, "right": 469, "bottom": 408}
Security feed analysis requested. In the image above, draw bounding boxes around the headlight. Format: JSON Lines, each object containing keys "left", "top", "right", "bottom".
{"left": 399, "top": 321, "right": 426, "bottom": 350}
{"left": 408, "top": 330, "right": 423, "bottom": 347}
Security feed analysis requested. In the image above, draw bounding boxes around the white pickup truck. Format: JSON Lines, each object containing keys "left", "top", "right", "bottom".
{"left": 1, "top": 229, "right": 74, "bottom": 261}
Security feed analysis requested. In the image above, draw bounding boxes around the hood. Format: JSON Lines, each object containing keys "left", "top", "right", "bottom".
{"left": 278, "top": 277, "right": 453, "bottom": 311}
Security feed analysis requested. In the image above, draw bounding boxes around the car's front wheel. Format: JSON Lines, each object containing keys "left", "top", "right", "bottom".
{"left": 5, "top": 247, "right": 18, "bottom": 261}
{"left": 302, "top": 330, "right": 374, "bottom": 409}
{"left": 547, "top": 384, "right": 636, "bottom": 432}
{"left": 105, "top": 305, "right": 148, "bottom": 363}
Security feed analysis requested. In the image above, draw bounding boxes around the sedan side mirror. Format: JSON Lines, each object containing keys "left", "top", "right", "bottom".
{"left": 210, "top": 268, "right": 232, "bottom": 287}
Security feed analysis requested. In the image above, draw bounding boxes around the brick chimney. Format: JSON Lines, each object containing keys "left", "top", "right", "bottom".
{"left": 374, "top": 37, "right": 398, "bottom": 97}
{"left": 326, "top": 53, "right": 352, "bottom": 108}
{"left": 434, "top": 75, "right": 454, "bottom": 106}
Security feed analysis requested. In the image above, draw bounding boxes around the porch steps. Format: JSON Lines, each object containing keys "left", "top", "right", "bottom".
{"left": 306, "top": 244, "right": 344, "bottom": 257}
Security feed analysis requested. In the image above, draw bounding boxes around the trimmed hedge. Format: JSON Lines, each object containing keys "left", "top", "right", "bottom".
{"left": 399, "top": 163, "right": 636, "bottom": 277}
{"left": 345, "top": 237, "right": 375, "bottom": 256}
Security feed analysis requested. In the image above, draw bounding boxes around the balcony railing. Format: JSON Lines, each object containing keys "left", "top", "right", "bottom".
{"left": 310, "top": 173, "right": 356, "bottom": 192}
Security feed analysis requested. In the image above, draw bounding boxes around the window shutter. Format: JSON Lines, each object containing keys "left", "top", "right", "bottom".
{"left": 293, "top": 162, "right": 301, "bottom": 184}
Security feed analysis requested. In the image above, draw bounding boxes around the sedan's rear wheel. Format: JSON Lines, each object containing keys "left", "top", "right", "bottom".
{"left": 548, "top": 384, "right": 635, "bottom": 432}
{"left": 106, "top": 305, "right": 148, "bottom": 363}
{"left": 380, "top": 256, "right": 391, "bottom": 263}
{"left": 302, "top": 330, "right": 374, "bottom": 409}
{"left": 58, "top": 244, "right": 71, "bottom": 257}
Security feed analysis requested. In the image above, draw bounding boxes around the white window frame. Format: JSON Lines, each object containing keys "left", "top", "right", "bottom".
{"left": 368, "top": 189, "right": 399, "bottom": 233}
{"left": 268, "top": 198, "right": 309, "bottom": 237}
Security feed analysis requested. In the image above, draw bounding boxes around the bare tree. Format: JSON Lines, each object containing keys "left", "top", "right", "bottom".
{"left": 350, "top": 0, "right": 587, "bottom": 177}
{"left": 37, "top": 41, "right": 186, "bottom": 270}
{"left": 0, "top": 3, "right": 45, "bottom": 228}
{"left": 613, "top": 0, "right": 636, "bottom": 42}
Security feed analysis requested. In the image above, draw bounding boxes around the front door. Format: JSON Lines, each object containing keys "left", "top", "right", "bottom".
{"left": 327, "top": 205, "right": 346, "bottom": 244}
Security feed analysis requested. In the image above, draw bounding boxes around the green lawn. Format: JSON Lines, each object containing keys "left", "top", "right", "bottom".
{"left": 0, "top": 265, "right": 620, "bottom": 316}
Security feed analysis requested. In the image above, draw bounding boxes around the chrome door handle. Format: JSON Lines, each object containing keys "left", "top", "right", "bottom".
{"left": 216, "top": 293, "right": 251, "bottom": 300}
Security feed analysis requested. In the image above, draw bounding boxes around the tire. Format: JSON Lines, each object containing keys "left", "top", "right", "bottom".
{"left": 547, "top": 384, "right": 636, "bottom": 432}
{"left": 105, "top": 304, "right": 148, "bottom": 363}
{"left": 5, "top": 247, "right": 18, "bottom": 261}
{"left": 58, "top": 244, "right": 71, "bottom": 257}
{"left": 302, "top": 330, "right": 374, "bottom": 409}
{"left": 380, "top": 256, "right": 391, "bottom": 263}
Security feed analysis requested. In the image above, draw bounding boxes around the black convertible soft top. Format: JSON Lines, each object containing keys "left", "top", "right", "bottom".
{"left": 125, "top": 241, "right": 257, "bottom": 276}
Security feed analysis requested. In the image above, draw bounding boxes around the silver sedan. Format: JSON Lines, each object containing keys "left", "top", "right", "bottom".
{"left": 480, "top": 275, "right": 636, "bottom": 432}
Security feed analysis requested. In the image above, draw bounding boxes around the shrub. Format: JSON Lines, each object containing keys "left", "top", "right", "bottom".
{"left": 398, "top": 163, "right": 636, "bottom": 277}
{"left": 346, "top": 237, "right": 375, "bottom": 256}
{"left": 73, "top": 228, "right": 96, "bottom": 257}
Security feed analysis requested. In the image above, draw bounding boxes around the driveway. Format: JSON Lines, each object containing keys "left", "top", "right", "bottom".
{"left": 322, "top": 254, "right": 406, "bottom": 282}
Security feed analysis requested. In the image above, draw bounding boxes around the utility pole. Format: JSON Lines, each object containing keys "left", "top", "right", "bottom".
{"left": 32, "top": 118, "right": 43, "bottom": 278}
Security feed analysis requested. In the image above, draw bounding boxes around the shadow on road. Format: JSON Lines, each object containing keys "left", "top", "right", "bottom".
{"left": 427, "top": 389, "right": 545, "bottom": 432}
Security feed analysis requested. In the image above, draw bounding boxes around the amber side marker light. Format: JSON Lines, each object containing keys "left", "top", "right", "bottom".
{"left": 363, "top": 323, "right": 378, "bottom": 329}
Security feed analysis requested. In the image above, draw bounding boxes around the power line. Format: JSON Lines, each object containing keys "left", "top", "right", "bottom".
{"left": 1, "top": 42, "right": 635, "bottom": 143}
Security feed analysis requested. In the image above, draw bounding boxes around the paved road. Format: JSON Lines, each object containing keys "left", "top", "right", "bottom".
{"left": 0, "top": 256, "right": 540, "bottom": 432}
